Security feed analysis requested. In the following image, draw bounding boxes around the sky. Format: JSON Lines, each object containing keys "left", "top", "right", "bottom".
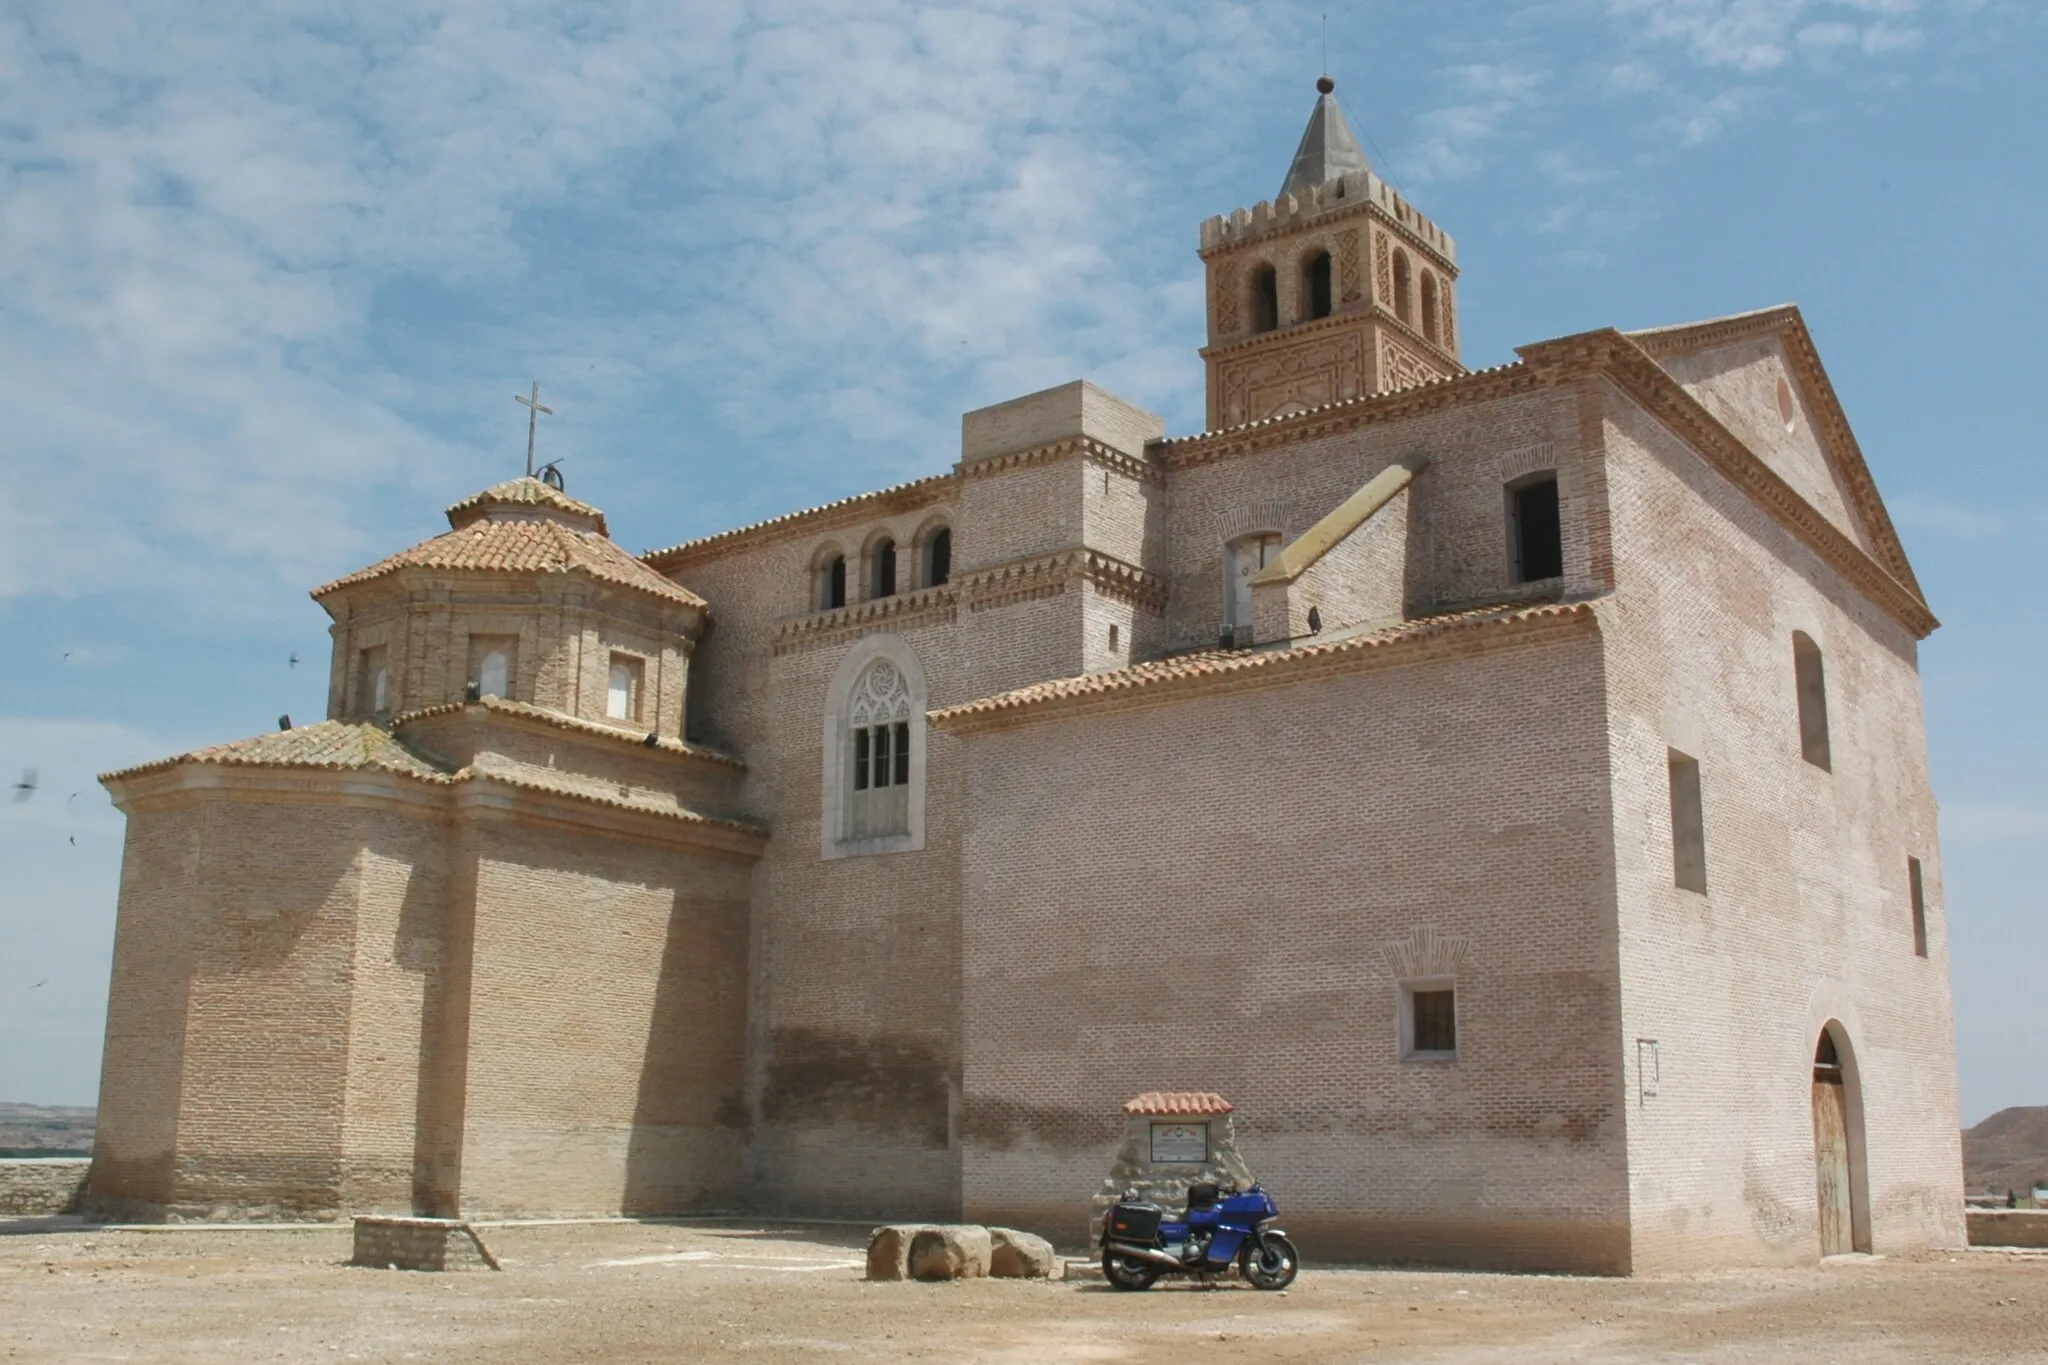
{"left": 0, "top": 1, "right": 2041, "bottom": 1125}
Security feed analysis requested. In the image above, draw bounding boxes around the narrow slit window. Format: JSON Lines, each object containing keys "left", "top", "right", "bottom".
{"left": 853, "top": 726, "right": 871, "bottom": 791}
{"left": 1392, "top": 248, "right": 1413, "bottom": 324}
{"left": 1909, "top": 856, "right": 1928, "bottom": 957}
{"left": 1509, "top": 475, "right": 1563, "bottom": 582}
{"left": 893, "top": 720, "right": 910, "bottom": 786}
{"left": 1793, "top": 632, "right": 1832, "bottom": 770}
{"left": 1669, "top": 749, "right": 1707, "bottom": 893}
{"left": 1420, "top": 271, "right": 1440, "bottom": 343}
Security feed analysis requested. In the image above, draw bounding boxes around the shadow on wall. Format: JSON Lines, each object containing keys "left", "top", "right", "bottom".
{"left": 623, "top": 888, "right": 753, "bottom": 1215}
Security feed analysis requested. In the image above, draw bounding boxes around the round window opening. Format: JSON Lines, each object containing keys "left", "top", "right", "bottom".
{"left": 1775, "top": 376, "right": 1796, "bottom": 431}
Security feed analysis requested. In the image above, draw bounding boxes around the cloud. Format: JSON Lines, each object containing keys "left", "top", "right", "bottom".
{"left": 0, "top": 1, "right": 1292, "bottom": 611}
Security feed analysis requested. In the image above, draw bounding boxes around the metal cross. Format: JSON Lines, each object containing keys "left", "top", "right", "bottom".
{"left": 515, "top": 380, "right": 554, "bottom": 477}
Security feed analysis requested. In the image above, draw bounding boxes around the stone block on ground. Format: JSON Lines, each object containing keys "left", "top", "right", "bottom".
{"left": 349, "top": 1216, "right": 501, "bottom": 1271}
{"left": 907, "top": 1225, "right": 993, "bottom": 1281}
{"left": 865, "top": 1224, "right": 925, "bottom": 1281}
{"left": 988, "top": 1227, "right": 1059, "bottom": 1279}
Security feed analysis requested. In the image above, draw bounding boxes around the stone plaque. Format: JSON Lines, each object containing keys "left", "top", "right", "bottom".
{"left": 1149, "top": 1121, "right": 1208, "bottom": 1163}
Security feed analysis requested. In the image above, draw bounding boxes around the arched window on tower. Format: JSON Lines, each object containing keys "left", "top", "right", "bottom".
{"left": 924, "top": 527, "right": 951, "bottom": 587}
{"left": 1250, "top": 264, "right": 1279, "bottom": 334}
{"left": 1420, "top": 270, "right": 1440, "bottom": 344}
{"left": 1391, "top": 249, "right": 1413, "bottom": 325}
{"left": 1302, "top": 250, "right": 1333, "bottom": 321}
{"left": 815, "top": 546, "right": 847, "bottom": 611}
{"left": 871, "top": 536, "right": 897, "bottom": 599}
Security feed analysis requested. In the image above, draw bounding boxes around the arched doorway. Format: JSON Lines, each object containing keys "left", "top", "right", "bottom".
{"left": 1811, "top": 1024, "right": 1870, "bottom": 1255}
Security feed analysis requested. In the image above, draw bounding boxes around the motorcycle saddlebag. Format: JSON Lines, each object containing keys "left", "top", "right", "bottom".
{"left": 1107, "top": 1202, "right": 1163, "bottom": 1242}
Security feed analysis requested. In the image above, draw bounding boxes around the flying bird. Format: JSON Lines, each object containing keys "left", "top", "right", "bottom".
{"left": 66, "top": 791, "right": 79, "bottom": 806}
{"left": 67, "top": 835, "right": 75, "bottom": 847}
{"left": 12, "top": 769, "right": 36, "bottom": 802}
{"left": 289, "top": 651, "right": 299, "bottom": 668}
{"left": 30, "top": 980, "right": 45, "bottom": 989}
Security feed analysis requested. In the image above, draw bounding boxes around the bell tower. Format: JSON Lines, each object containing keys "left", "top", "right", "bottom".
{"left": 1199, "top": 77, "right": 1464, "bottom": 431}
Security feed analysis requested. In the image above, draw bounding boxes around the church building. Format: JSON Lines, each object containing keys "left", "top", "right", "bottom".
{"left": 88, "top": 80, "right": 1963, "bottom": 1273}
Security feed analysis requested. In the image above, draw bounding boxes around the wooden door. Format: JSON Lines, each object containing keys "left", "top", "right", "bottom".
{"left": 1812, "top": 1072, "right": 1853, "bottom": 1255}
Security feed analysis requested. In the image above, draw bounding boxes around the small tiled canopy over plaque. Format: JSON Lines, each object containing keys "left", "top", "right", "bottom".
{"left": 1089, "top": 1093, "right": 1256, "bottom": 1243}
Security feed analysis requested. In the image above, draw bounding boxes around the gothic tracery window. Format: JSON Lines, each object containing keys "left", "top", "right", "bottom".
{"left": 844, "top": 658, "right": 912, "bottom": 839}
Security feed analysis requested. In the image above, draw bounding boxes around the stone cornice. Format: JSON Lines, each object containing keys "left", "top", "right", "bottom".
{"left": 643, "top": 472, "right": 956, "bottom": 570}
{"left": 956, "top": 547, "right": 1167, "bottom": 615}
{"left": 1154, "top": 363, "right": 1539, "bottom": 471}
{"left": 1199, "top": 304, "right": 1463, "bottom": 374}
{"left": 1517, "top": 328, "right": 1937, "bottom": 638}
{"left": 956, "top": 434, "right": 1163, "bottom": 487}
{"left": 1199, "top": 196, "right": 1459, "bottom": 276}
{"left": 771, "top": 584, "right": 960, "bottom": 656}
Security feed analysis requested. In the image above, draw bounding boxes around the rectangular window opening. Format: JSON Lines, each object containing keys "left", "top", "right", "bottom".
{"left": 1509, "top": 475, "right": 1564, "bottom": 583}
{"left": 853, "top": 726, "right": 871, "bottom": 791}
{"left": 1793, "top": 633, "right": 1832, "bottom": 770}
{"left": 1669, "top": 749, "right": 1707, "bottom": 894}
{"left": 1909, "top": 856, "right": 1928, "bottom": 958}
{"left": 359, "top": 646, "right": 390, "bottom": 718}
{"left": 606, "top": 653, "right": 644, "bottom": 722}
{"left": 893, "top": 720, "right": 910, "bottom": 787}
{"left": 1412, "top": 989, "right": 1457, "bottom": 1054}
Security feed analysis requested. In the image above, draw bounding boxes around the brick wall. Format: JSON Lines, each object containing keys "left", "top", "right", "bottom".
{"left": 1598, "top": 378, "right": 1963, "bottom": 1270}
{"left": 951, "top": 621, "right": 1632, "bottom": 1273}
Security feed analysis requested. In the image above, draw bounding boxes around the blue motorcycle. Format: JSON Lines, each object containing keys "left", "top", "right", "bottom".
{"left": 1099, "top": 1183, "right": 1299, "bottom": 1290}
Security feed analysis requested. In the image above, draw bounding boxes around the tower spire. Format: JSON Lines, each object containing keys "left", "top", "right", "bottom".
{"left": 1278, "top": 75, "right": 1370, "bottom": 200}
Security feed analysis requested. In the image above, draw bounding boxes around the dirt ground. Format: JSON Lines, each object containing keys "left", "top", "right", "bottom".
{"left": 2, "top": 1217, "right": 2044, "bottom": 1364}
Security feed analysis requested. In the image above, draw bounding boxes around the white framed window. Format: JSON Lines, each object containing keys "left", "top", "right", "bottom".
{"left": 1398, "top": 978, "right": 1458, "bottom": 1062}
{"left": 822, "top": 634, "right": 927, "bottom": 859}
{"left": 607, "top": 653, "right": 644, "bottom": 722}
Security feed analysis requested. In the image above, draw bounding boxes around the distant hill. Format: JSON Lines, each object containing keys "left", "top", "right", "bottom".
{"left": 1963, "top": 1107, "right": 2048, "bottom": 1196}
{"left": 0, "top": 1103, "right": 95, "bottom": 1158}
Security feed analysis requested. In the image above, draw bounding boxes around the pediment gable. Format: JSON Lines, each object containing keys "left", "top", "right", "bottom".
{"left": 1626, "top": 306, "right": 1922, "bottom": 599}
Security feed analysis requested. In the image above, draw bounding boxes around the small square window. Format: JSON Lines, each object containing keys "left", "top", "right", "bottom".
{"left": 1400, "top": 980, "right": 1457, "bottom": 1061}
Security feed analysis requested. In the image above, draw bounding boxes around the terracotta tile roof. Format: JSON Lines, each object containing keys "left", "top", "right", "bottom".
{"left": 446, "top": 477, "right": 608, "bottom": 534}
{"left": 929, "top": 600, "right": 1593, "bottom": 729}
{"left": 642, "top": 472, "right": 955, "bottom": 567}
{"left": 1124, "top": 1092, "right": 1234, "bottom": 1116}
{"left": 393, "top": 696, "right": 746, "bottom": 769}
{"left": 98, "top": 719, "right": 766, "bottom": 845}
{"left": 101, "top": 721, "right": 456, "bottom": 784}
{"left": 311, "top": 517, "right": 706, "bottom": 608}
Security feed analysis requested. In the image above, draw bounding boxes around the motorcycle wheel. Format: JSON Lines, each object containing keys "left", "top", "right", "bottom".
{"left": 1101, "top": 1248, "right": 1162, "bottom": 1291}
{"left": 1240, "top": 1234, "right": 1299, "bottom": 1291}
